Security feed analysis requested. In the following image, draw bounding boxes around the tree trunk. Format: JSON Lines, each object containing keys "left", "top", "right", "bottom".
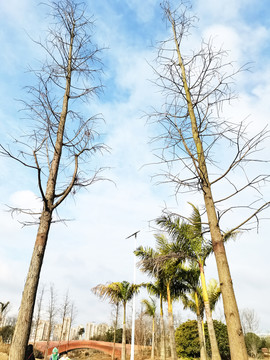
{"left": 166, "top": 284, "right": 177, "bottom": 360}
{"left": 203, "top": 191, "right": 248, "bottom": 360}
{"left": 151, "top": 318, "right": 155, "bottom": 360}
{"left": 159, "top": 294, "right": 166, "bottom": 360}
{"left": 169, "top": 13, "right": 249, "bottom": 360}
{"left": 200, "top": 265, "right": 221, "bottom": 360}
{"left": 9, "top": 211, "right": 52, "bottom": 360}
{"left": 197, "top": 315, "right": 207, "bottom": 360}
{"left": 121, "top": 303, "right": 126, "bottom": 360}
{"left": 195, "top": 292, "right": 207, "bottom": 360}
{"left": 112, "top": 302, "right": 119, "bottom": 360}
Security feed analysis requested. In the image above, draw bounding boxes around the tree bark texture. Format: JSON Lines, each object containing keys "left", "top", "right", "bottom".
{"left": 151, "top": 318, "right": 155, "bottom": 360}
{"left": 199, "top": 266, "right": 221, "bottom": 360}
{"left": 159, "top": 295, "right": 166, "bottom": 360}
{"left": 195, "top": 292, "right": 207, "bottom": 360}
{"left": 166, "top": 284, "right": 177, "bottom": 360}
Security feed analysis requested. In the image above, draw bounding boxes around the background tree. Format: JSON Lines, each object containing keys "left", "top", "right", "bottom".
{"left": 0, "top": 302, "right": 10, "bottom": 328}
{"left": 92, "top": 285, "right": 119, "bottom": 360}
{"left": 111, "top": 302, "right": 120, "bottom": 360}
{"left": 145, "top": 281, "right": 167, "bottom": 360}
{"left": 58, "top": 290, "right": 71, "bottom": 345}
{"left": 240, "top": 308, "right": 260, "bottom": 336}
{"left": 204, "top": 321, "right": 230, "bottom": 360}
{"left": 175, "top": 320, "right": 201, "bottom": 359}
{"left": 157, "top": 206, "right": 221, "bottom": 360}
{"left": 78, "top": 327, "right": 85, "bottom": 339}
{"left": 92, "top": 281, "right": 141, "bottom": 360}
{"left": 148, "top": 2, "right": 270, "bottom": 359}
{"left": 244, "top": 333, "right": 264, "bottom": 358}
{"left": 180, "top": 273, "right": 207, "bottom": 360}
{"left": 1, "top": 1, "right": 107, "bottom": 359}
{"left": 0, "top": 325, "right": 15, "bottom": 344}
{"left": 141, "top": 298, "right": 156, "bottom": 360}
{"left": 67, "top": 301, "right": 77, "bottom": 343}
{"left": 136, "top": 238, "right": 191, "bottom": 360}
{"left": 44, "top": 284, "right": 58, "bottom": 360}
{"left": 32, "top": 285, "right": 45, "bottom": 347}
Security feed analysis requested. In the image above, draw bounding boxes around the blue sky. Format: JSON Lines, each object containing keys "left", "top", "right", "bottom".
{"left": 0, "top": 0, "right": 270, "bottom": 335}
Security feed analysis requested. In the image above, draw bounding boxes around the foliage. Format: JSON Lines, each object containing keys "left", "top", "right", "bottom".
{"left": 245, "top": 332, "right": 264, "bottom": 357}
{"left": 175, "top": 319, "right": 230, "bottom": 360}
{"left": 204, "top": 320, "right": 230, "bottom": 360}
{"left": 0, "top": 325, "right": 14, "bottom": 343}
{"left": 175, "top": 320, "right": 200, "bottom": 359}
{"left": 78, "top": 327, "right": 85, "bottom": 336}
{"left": 94, "top": 328, "right": 123, "bottom": 343}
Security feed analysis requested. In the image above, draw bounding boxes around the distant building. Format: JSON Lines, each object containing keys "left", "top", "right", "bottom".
{"left": 53, "top": 317, "right": 71, "bottom": 341}
{"left": 29, "top": 320, "right": 50, "bottom": 342}
{"left": 85, "top": 322, "right": 109, "bottom": 340}
{"left": 30, "top": 318, "right": 108, "bottom": 342}
{"left": 70, "top": 324, "right": 84, "bottom": 340}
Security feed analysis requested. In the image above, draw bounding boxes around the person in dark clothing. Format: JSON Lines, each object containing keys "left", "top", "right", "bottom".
{"left": 25, "top": 344, "right": 35, "bottom": 360}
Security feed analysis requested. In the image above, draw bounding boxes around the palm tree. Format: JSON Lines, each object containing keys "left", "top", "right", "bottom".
{"left": 141, "top": 298, "right": 156, "bottom": 360}
{"left": 157, "top": 204, "right": 222, "bottom": 360}
{"left": 92, "top": 281, "right": 141, "bottom": 360}
{"left": 136, "top": 238, "right": 190, "bottom": 360}
{"left": 180, "top": 267, "right": 208, "bottom": 360}
{"left": 145, "top": 281, "right": 167, "bottom": 360}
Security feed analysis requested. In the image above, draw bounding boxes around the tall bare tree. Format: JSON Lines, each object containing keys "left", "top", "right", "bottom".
{"left": 58, "top": 290, "right": 71, "bottom": 345}
{"left": 149, "top": 2, "right": 270, "bottom": 359}
{"left": 1, "top": 1, "right": 107, "bottom": 359}
{"left": 44, "top": 284, "right": 58, "bottom": 360}
{"left": 32, "top": 285, "right": 45, "bottom": 346}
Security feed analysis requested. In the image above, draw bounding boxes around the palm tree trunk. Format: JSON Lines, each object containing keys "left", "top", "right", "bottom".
{"left": 166, "top": 283, "right": 177, "bottom": 360}
{"left": 112, "top": 302, "right": 119, "bottom": 360}
{"left": 159, "top": 294, "right": 166, "bottom": 360}
{"left": 195, "top": 292, "right": 207, "bottom": 360}
{"left": 151, "top": 318, "right": 155, "bottom": 360}
{"left": 200, "top": 265, "right": 221, "bottom": 360}
{"left": 121, "top": 302, "right": 126, "bottom": 360}
{"left": 197, "top": 315, "right": 207, "bottom": 360}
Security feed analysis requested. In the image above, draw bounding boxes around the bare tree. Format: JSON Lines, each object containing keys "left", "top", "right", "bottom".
{"left": 58, "top": 289, "right": 71, "bottom": 345}
{"left": 1, "top": 1, "right": 107, "bottom": 359}
{"left": 148, "top": 2, "right": 270, "bottom": 360}
{"left": 240, "top": 308, "right": 260, "bottom": 335}
{"left": 0, "top": 302, "right": 10, "bottom": 328}
{"left": 44, "top": 284, "right": 58, "bottom": 360}
{"left": 67, "top": 301, "right": 77, "bottom": 342}
{"left": 32, "top": 284, "right": 45, "bottom": 346}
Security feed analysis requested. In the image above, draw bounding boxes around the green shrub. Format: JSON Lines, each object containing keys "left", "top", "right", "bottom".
{"left": 245, "top": 332, "right": 264, "bottom": 357}
{"left": 175, "top": 320, "right": 200, "bottom": 359}
{"left": 204, "top": 320, "right": 230, "bottom": 360}
{"left": 175, "top": 319, "right": 230, "bottom": 360}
